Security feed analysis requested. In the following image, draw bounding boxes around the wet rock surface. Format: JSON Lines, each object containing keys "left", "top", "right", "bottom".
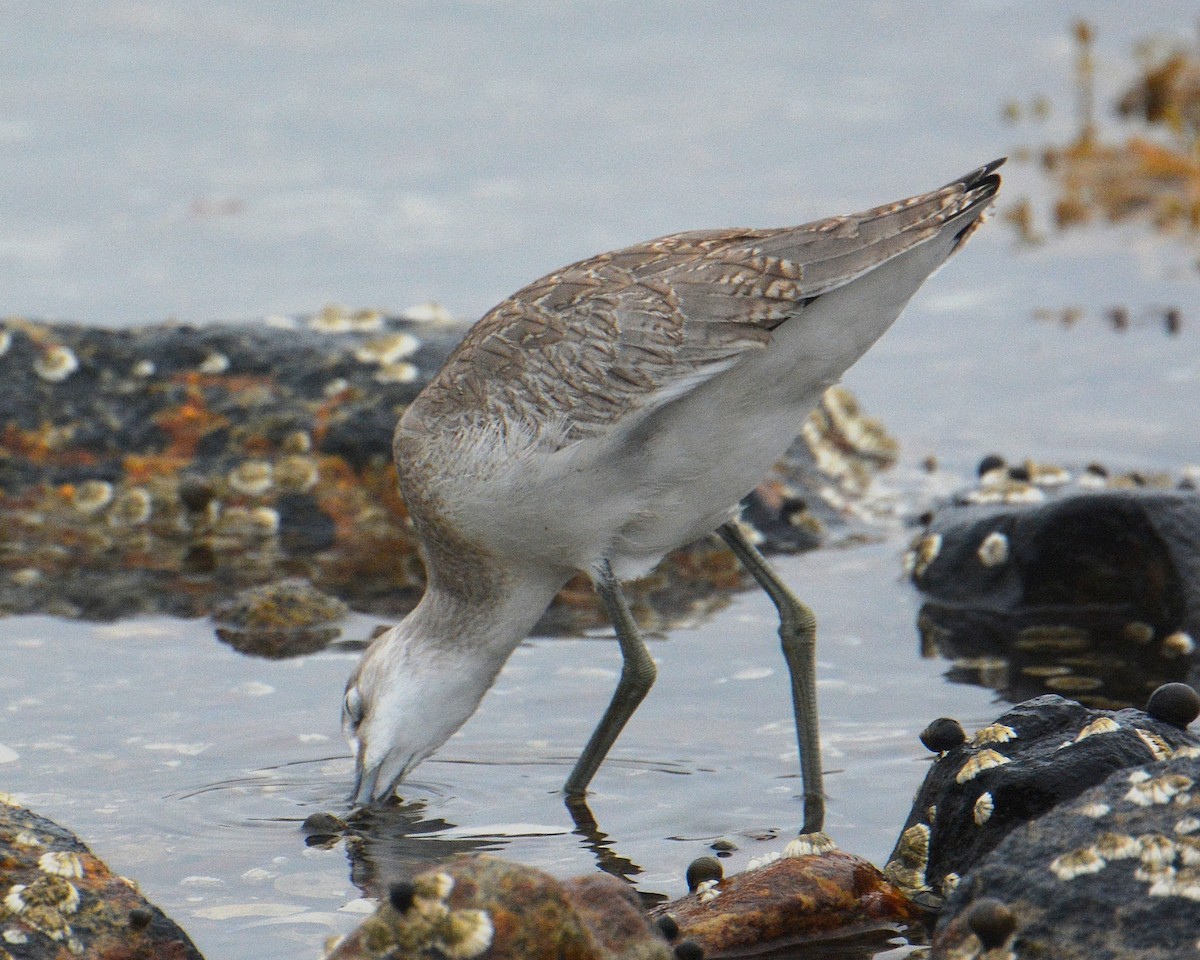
{"left": 886, "top": 694, "right": 1200, "bottom": 906}
{"left": 650, "top": 846, "right": 922, "bottom": 958}
{"left": 323, "top": 854, "right": 672, "bottom": 960}
{"left": 909, "top": 484, "right": 1200, "bottom": 708}
{"left": 931, "top": 751, "right": 1200, "bottom": 959}
{"left": 0, "top": 316, "right": 897, "bottom": 638}
{"left": 0, "top": 796, "right": 204, "bottom": 959}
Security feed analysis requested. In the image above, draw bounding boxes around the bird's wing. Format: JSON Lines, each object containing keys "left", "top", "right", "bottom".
{"left": 404, "top": 160, "right": 1002, "bottom": 449}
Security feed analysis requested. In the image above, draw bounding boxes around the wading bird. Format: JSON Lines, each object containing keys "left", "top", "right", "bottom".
{"left": 343, "top": 159, "right": 1003, "bottom": 835}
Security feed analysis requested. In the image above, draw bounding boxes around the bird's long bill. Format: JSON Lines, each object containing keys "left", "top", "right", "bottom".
{"left": 349, "top": 761, "right": 381, "bottom": 807}
{"left": 350, "top": 751, "right": 419, "bottom": 806}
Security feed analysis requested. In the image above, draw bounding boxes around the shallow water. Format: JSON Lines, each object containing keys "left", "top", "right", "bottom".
{"left": 1, "top": 3, "right": 1199, "bottom": 958}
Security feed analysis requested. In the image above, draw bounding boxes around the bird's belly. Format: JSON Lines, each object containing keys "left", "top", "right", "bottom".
{"left": 462, "top": 383, "right": 823, "bottom": 580}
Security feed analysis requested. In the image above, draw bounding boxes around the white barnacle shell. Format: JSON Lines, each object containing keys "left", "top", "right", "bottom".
{"left": 1074, "top": 717, "right": 1121, "bottom": 741}
{"left": 131, "top": 359, "right": 156, "bottom": 377}
{"left": 1049, "top": 847, "right": 1105, "bottom": 880}
{"left": 10, "top": 568, "right": 39, "bottom": 586}
{"left": 108, "top": 488, "right": 153, "bottom": 526}
{"left": 1177, "top": 836, "right": 1200, "bottom": 866}
{"left": 198, "top": 352, "right": 230, "bottom": 374}
{"left": 1175, "top": 816, "right": 1200, "bottom": 836}
{"left": 228, "top": 460, "right": 274, "bottom": 496}
{"left": 309, "top": 306, "right": 354, "bottom": 333}
{"left": 1094, "top": 832, "right": 1141, "bottom": 861}
{"left": 34, "top": 345, "right": 79, "bottom": 383}
{"left": 1129, "top": 769, "right": 1152, "bottom": 784}
{"left": 38, "top": 852, "right": 83, "bottom": 879}
{"left": 375, "top": 361, "right": 420, "bottom": 384}
{"left": 956, "top": 749, "right": 1011, "bottom": 783}
{"left": 941, "top": 872, "right": 961, "bottom": 894}
{"left": 695, "top": 879, "right": 720, "bottom": 903}
{"left": 4, "top": 884, "right": 27, "bottom": 914}
{"left": 1121, "top": 621, "right": 1155, "bottom": 644}
{"left": 275, "top": 455, "right": 319, "bottom": 492}
{"left": 355, "top": 332, "right": 420, "bottom": 366}
{"left": 906, "top": 533, "right": 942, "bottom": 579}
{"left": 1135, "top": 729, "right": 1174, "bottom": 762}
{"left": 783, "top": 832, "right": 837, "bottom": 858}
{"left": 72, "top": 480, "right": 114, "bottom": 515}
{"left": 896, "top": 823, "right": 930, "bottom": 864}
{"left": 1126, "top": 775, "right": 1193, "bottom": 807}
{"left": 1139, "top": 834, "right": 1178, "bottom": 869}
{"left": 13, "top": 831, "right": 41, "bottom": 848}
{"left": 1165, "top": 867, "right": 1200, "bottom": 899}
{"left": 1162, "top": 631, "right": 1196, "bottom": 658}
{"left": 745, "top": 851, "right": 780, "bottom": 872}
{"left": 248, "top": 507, "right": 281, "bottom": 534}
{"left": 976, "top": 531, "right": 1009, "bottom": 567}
{"left": 399, "top": 301, "right": 454, "bottom": 325}
{"left": 413, "top": 872, "right": 454, "bottom": 903}
{"left": 971, "top": 723, "right": 1018, "bottom": 746}
{"left": 3, "top": 928, "right": 28, "bottom": 944}
{"left": 1079, "top": 802, "right": 1112, "bottom": 819}
{"left": 974, "top": 792, "right": 995, "bottom": 826}
{"left": 438, "top": 909, "right": 494, "bottom": 960}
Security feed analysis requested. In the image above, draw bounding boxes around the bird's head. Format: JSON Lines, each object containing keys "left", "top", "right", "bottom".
{"left": 342, "top": 621, "right": 502, "bottom": 806}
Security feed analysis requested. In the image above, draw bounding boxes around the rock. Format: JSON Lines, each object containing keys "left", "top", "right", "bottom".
{"left": 0, "top": 795, "right": 204, "bottom": 959}
{"left": 651, "top": 845, "right": 922, "bottom": 956}
{"left": 323, "top": 854, "right": 671, "bottom": 960}
{"left": 886, "top": 695, "right": 1200, "bottom": 905}
{"left": 931, "top": 752, "right": 1200, "bottom": 959}
{"left": 213, "top": 577, "right": 349, "bottom": 658}
{"left": 908, "top": 488, "right": 1200, "bottom": 707}
{"left": 0, "top": 315, "right": 897, "bottom": 633}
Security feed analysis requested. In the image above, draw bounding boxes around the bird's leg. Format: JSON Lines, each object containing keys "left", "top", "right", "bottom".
{"left": 718, "top": 521, "right": 825, "bottom": 835}
{"left": 563, "top": 559, "right": 657, "bottom": 798}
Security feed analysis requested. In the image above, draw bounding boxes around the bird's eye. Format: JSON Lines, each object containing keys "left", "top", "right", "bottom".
{"left": 344, "top": 686, "right": 364, "bottom": 726}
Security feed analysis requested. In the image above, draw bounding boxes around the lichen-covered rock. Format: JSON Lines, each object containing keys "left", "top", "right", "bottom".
{"left": 888, "top": 695, "right": 1200, "bottom": 906}
{"left": 931, "top": 752, "right": 1200, "bottom": 959}
{"left": 0, "top": 796, "right": 204, "bottom": 959}
{"left": 324, "top": 855, "right": 671, "bottom": 960}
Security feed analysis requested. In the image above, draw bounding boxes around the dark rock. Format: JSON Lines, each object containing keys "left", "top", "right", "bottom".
{"left": 301, "top": 811, "right": 348, "bottom": 839}
{"left": 909, "top": 488, "right": 1200, "bottom": 707}
{"left": 885, "top": 695, "right": 1200, "bottom": 903}
{"left": 932, "top": 752, "right": 1200, "bottom": 959}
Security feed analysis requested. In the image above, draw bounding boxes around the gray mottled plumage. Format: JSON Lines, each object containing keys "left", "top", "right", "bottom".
{"left": 347, "top": 159, "right": 1004, "bottom": 811}
{"left": 402, "top": 161, "right": 999, "bottom": 449}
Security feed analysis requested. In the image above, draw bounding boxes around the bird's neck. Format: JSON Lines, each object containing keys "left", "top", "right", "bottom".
{"left": 409, "top": 561, "right": 570, "bottom": 671}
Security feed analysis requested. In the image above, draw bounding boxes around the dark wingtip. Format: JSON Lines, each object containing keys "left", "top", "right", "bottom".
{"left": 961, "top": 157, "right": 1005, "bottom": 196}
